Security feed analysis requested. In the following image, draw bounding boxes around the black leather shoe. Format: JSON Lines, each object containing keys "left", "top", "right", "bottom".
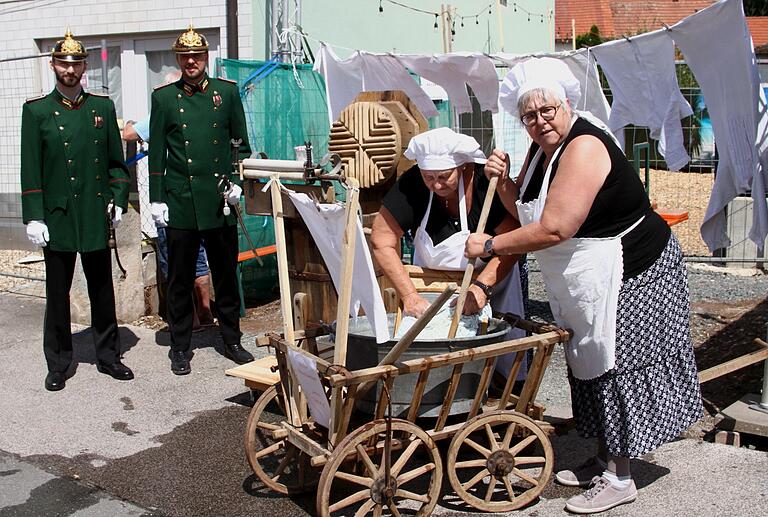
{"left": 45, "top": 372, "right": 66, "bottom": 392}
{"left": 222, "top": 343, "right": 254, "bottom": 365}
{"left": 97, "top": 361, "right": 134, "bottom": 380}
{"left": 170, "top": 350, "right": 191, "bottom": 375}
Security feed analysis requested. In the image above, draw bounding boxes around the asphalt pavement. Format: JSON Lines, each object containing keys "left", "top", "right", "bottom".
{"left": 0, "top": 290, "right": 766, "bottom": 516}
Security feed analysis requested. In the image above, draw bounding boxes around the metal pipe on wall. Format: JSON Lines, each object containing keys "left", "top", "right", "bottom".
{"left": 226, "top": 0, "right": 239, "bottom": 59}
{"left": 100, "top": 39, "right": 108, "bottom": 94}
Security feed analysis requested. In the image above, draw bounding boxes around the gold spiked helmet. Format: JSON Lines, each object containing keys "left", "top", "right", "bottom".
{"left": 172, "top": 24, "right": 209, "bottom": 54}
{"left": 51, "top": 29, "right": 87, "bottom": 62}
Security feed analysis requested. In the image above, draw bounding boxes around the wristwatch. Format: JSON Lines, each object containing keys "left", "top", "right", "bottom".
{"left": 483, "top": 237, "right": 498, "bottom": 257}
{"left": 471, "top": 279, "right": 493, "bottom": 297}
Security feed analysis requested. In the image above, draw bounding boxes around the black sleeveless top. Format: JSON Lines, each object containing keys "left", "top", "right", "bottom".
{"left": 521, "top": 117, "right": 670, "bottom": 280}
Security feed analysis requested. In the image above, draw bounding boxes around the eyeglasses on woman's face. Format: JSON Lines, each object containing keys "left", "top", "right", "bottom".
{"left": 520, "top": 103, "right": 562, "bottom": 127}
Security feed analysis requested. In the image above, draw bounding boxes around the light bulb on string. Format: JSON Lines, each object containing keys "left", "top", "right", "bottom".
{"left": 378, "top": 0, "right": 383, "bottom": 13}
{"left": 541, "top": 14, "right": 544, "bottom": 23}
{"left": 475, "top": 16, "right": 479, "bottom": 25}
{"left": 434, "top": 14, "right": 438, "bottom": 29}
{"left": 461, "top": 18, "right": 464, "bottom": 28}
{"left": 527, "top": 14, "right": 530, "bottom": 22}
{"left": 513, "top": 3, "right": 517, "bottom": 12}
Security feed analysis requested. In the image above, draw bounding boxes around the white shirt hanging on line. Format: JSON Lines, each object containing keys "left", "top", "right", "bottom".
{"left": 288, "top": 192, "right": 390, "bottom": 344}
{"left": 671, "top": 0, "right": 768, "bottom": 252}
{"left": 314, "top": 44, "right": 438, "bottom": 126}
{"left": 396, "top": 53, "right": 499, "bottom": 114}
{"left": 592, "top": 30, "right": 693, "bottom": 171}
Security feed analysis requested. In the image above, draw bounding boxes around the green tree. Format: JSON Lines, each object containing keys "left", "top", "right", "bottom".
{"left": 744, "top": 0, "right": 768, "bottom": 16}
{"left": 575, "top": 25, "right": 605, "bottom": 48}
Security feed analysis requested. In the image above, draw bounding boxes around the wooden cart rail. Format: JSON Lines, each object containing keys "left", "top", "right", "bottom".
{"left": 263, "top": 325, "right": 569, "bottom": 388}
{"left": 321, "top": 329, "right": 570, "bottom": 388}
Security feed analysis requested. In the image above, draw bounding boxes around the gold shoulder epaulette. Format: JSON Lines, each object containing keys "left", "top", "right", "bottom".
{"left": 153, "top": 81, "right": 174, "bottom": 91}
{"left": 25, "top": 94, "right": 46, "bottom": 103}
{"left": 89, "top": 91, "right": 109, "bottom": 97}
{"left": 217, "top": 77, "right": 237, "bottom": 84}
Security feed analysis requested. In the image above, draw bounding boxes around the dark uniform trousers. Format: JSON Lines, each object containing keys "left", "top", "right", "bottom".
{"left": 166, "top": 225, "right": 241, "bottom": 353}
{"left": 43, "top": 248, "right": 120, "bottom": 373}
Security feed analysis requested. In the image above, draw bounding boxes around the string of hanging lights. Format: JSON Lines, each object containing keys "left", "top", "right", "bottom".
{"left": 377, "top": 0, "right": 553, "bottom": 31}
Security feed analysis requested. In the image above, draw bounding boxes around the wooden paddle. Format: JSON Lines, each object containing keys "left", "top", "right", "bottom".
{"left": 448, "top": 176, "right": 499, "bottom": 338}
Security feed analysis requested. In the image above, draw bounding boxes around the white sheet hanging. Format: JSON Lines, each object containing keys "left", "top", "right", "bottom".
{"left": 288, "top": 192, "right": 390, "bottom": 344}
{"left": 314, "top": 44, "right": 439, "bottom": 126}
{"left": 671, "top": 0, "right": 768, "bottom": 252}
{"left": 592, "top": 30, "right": 693, "bottom": 171}
{"left": 397, "top": 53, "right": 499, "bottom": 114}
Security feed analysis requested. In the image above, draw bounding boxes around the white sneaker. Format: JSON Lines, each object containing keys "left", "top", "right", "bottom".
{"left": 565, "top": 476, "right": 637, "bottom": 514}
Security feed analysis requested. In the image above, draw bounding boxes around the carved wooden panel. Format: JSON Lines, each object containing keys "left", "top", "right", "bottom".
{"left": 329, "top": 101, "right": 401, "bottom": 189}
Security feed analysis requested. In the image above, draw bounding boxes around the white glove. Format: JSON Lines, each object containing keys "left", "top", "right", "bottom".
{"left": 26, "top": 220, "right": 49, "bottom": 247}
{"left": 226, "top": 183, "right": 242, "bottom": 206}
{"left": 107, "top": 202, "right": 123, "bottom": 229}
{"left": 151, "top": 202, "right": 169, "bottom": 228}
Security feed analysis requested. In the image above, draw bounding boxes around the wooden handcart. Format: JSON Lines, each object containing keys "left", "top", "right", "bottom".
{"left": 237, "top": 159, "right": 571, "bottom": 515}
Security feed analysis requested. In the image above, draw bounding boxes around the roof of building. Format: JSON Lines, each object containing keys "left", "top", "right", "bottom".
{"left": 747, "top": 17, "right": 768, "bottom": 47}
{"left": 554, "top": 0, "right": 716, "bottom": 42}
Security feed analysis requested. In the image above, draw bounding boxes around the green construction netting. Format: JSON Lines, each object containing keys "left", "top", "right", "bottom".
{"left": 217, "top": 58, "right": 333, "bottom": 301}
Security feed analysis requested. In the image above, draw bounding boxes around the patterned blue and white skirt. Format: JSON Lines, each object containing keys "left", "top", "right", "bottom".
{"left": 568, "top": 234, "right": 703, "bottom": 457}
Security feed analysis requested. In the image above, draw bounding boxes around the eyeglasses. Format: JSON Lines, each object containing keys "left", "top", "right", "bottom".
{"left": 520, "top": 104, "right": 562, "bottom": 127}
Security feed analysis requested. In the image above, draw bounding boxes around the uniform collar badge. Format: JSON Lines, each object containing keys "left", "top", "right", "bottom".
{"left": 182, "top": 76, "right": 209, "bottom": 96}
{"left": 56, "top": 89, "right": 86, "bottom": 110}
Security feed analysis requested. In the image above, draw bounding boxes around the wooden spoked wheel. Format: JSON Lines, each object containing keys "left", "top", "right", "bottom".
{"left": 244, "top": 384, "right": 319, "bottom": 494}
{"left": 446, "top": 411, "right": 553, "bottom": 512}
{"left": 317, "top": 418, "right": 443, "bottom": 517}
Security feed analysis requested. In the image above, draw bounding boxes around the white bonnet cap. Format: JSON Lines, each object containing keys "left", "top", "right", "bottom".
{"left": 404, "top": 127, "right": 486, "bottom": 170}
{"left": 499, "top": 57, "right": 581, "bottom": 117}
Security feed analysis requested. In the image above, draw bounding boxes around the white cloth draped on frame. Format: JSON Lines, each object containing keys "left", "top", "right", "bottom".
{"left": 591, "top": 30, "right": 693, "bottom": 171}
{"left": 288, "top": 192, "right": 390, "bottom": 344}
{"left": 671, "top": 0, "right": 768, "bottom": 252}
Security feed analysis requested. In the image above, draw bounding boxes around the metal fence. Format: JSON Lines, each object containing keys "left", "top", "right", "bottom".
{"left": 0, "top": 53, "right": 48, "bottom": 296}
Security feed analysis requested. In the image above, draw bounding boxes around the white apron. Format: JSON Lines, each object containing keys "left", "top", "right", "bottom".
{"left": 517, "top": 144, "right": 642, "bottom": 380}
{"left": 412, "top": 173, "right": 527, "bottom": 375}
{"left": 413, "top": 175, "right": 471, "bottom": 271}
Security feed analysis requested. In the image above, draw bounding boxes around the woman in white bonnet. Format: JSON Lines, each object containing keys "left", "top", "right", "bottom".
{"left": 370, "top": 126, "right": 525, "bottom": 333}
{"left": 466, "top": 58, "right": 702, "bottom": 514}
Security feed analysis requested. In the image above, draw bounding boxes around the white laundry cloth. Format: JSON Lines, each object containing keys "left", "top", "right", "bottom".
{"left": 397, "top": 53, "right": 499, "bottom": 114}
{"left": 314, "top": 44, "right": 438, "bottom": 126}
{"left": 395, "top": 295, "right": 493, "bottom": 340}
{"left": 592, "top": 30, "right": 693, "bottom": 171}
{"left": 560, "top": 49, "right": 612, "bottom": 127}
{"left": 288, "top": 192, "right": 390, "bottom": 343}
{"left": 495, "top": 51, "right": 612, "bottom": 127}
{"left": 672, "top": 0, "right": 768, "bottom": 251}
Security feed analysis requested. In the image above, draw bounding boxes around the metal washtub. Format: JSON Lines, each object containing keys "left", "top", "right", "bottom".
{"left": 340, "top": 313, "right": 511, "bottom": 418}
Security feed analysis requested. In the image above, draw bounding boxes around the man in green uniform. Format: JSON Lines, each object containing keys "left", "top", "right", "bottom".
{"left": 20, "top": 30, "right": 134, "bottom": 391}
{"left": 149, "top": 25, "right": 254, "bottom": 375}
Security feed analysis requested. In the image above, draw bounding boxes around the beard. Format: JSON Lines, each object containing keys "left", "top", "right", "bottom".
{"left": 54, "top": 67, "right": 84, "bottom": 87}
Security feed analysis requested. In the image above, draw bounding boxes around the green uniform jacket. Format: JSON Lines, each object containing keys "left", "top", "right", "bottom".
{"left": 20, "top": 89, "right": 130, "bottom": 252}
{"left": 148, "top": 76, "right": 251, "bottom": 230}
